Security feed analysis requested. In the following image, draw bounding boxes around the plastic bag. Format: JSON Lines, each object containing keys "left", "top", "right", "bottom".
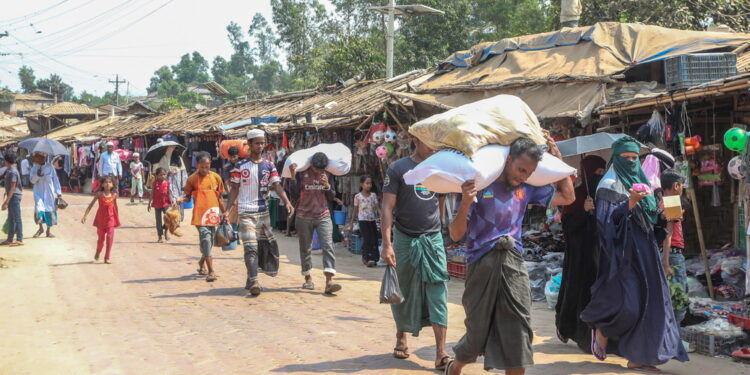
{"left": 56, "top": 197, "right": 69, "bottom": 210}
{"left": 721, "top": 256, "right": 745, "bottom": 275}
{"left": 213, "top": 220, "right": 233, "bottom": 248}
{"left": 214, "top": 219, "right": 236, "bottom": 248}
{"left": 379, "top": 265, "right": 405, "bottom": 304}
{"left": 408, "top": 94, "right": 546, "bottom": 157}
{"left": 258, "top": 234, "right": 280, "bottom": 277}
{"left": 404, "top": 145, "right": 576, "bottom": 193}
{"left": 525, "top": 261, "right": 547, "bottom": 302}
{"left": 641, "top": 155, "right": 662, "bottom": 190}
{"left": 686, "top": 276, "right": 708, "bottom": 297}
{"left": 281, "top": 143, "right": 352, "bottom": 177}
{"left": 545, "top": 274, "right": 563, "bottom": 309}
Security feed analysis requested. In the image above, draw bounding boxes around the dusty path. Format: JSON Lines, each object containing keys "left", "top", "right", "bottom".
{"left": 0, "top": 191, "right": 747, "bottom": 375}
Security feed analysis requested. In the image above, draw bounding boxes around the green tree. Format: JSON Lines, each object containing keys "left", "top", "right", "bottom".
{"left": 36, "top": 74, "right": 74, "bottom": 101}
{"left": 248, "top": 13, "right": 277, "bottom": 65}
{"left": 172, "top": 51, "right": 210, "bottom": 84}
{"left": 148, "top": 66, "right": 174, "bottom": 93}
{"left": 227, "top": 22, "right": 253, "bottom": 75}
{"left": 581, "top": 0, "right": 750, "bottom": 32}
{"left": 271, "top": 0, "right": 327, "bottom": 74}
{"left": 18, "top": 66, "right": 36, "bottom": 93}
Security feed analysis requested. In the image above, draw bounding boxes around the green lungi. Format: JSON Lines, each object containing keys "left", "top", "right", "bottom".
{"left": 391, "top": 227, "right": 449, "bottom": 336}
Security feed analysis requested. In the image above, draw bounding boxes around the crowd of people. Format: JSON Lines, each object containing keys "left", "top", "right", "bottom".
{"left": 1, "top": 129, "right": 694, "bottom": 374}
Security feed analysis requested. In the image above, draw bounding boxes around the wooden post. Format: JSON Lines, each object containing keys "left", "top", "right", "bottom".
{"left": 687, "top": 185, "right": 714, "bottom": 299}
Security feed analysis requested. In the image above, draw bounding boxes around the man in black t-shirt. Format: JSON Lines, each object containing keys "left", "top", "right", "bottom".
{"left": 381, "top": 136, "right": 451, "bottom": 371}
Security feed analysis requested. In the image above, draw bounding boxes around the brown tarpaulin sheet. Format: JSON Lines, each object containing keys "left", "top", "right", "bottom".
{"left": 421, "top": 22, "right": 750, "bottom": 91}
{"left": 388, "top": 82, "right": 605, "bottom": 121}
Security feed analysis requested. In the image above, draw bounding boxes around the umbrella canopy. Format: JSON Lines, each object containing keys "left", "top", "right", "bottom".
{"left": 558, "top": 133, "right": 647, "bottom": 165}
{"left": 144, "top": 140, "right": 185, "bottom": 164}
{"left": 18, "top": 137, "right": 68, "bottom": 156}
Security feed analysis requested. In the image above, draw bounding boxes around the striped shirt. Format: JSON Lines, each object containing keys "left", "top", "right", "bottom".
{"left": 230, "top": 158, "right": 280, "bottom": 214}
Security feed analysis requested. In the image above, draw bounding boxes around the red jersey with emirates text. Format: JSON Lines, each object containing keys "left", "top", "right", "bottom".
{"left": 230, "top": 158, "right": 280, "bottom": 214}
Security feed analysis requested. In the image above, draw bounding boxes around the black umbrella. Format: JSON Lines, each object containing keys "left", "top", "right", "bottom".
{"left": 18, "top": 137, "right": 68, "bottom": 156}
{"left": 144, "top": 140, "right": 186, "bottom": 164}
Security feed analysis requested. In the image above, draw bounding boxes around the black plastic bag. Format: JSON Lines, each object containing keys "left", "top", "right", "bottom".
{"left": 258, "top": 225, "right": 279, "bottom": 277}
{"left": 379, "top": 265, "right": 404, "bottom": 304}
{"left": 56, "top": 197, "right": 69, "bottom": 210}
{"left": 214, "top": 219, "right": 235, "bottom": 248}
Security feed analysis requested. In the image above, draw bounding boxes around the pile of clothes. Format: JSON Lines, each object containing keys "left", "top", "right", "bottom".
{"left": 685, "top": 247, "right": 747, "bottom": 300}
{"left": 521, "top": 230, "right": 565, "bottom": 262}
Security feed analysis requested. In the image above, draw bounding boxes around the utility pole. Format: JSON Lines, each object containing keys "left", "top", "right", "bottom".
{"left": 369, "top": 2, "right": 443, "bottom": 79}
{"left": 386, "top": 0, "right": 395, "bottom": 79}
{"left": 109, "top": 74, "right": 126, "bottom": 106}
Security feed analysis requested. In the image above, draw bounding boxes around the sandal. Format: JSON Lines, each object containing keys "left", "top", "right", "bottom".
{"left": 324, "top": 282, "right": 342, "bottom": 295}
{"left": 302, "top": 281, "right": 315, "bottom": 290}
{"left": 248, "top": 283, "right": 262, "bottom": 296}
{"left": 0, "top": 240, "right": 13, "bottom": 246}
{"left": 393, "top": 346, "right": 410, "bottom": 359}
{"left": 104, "top": 259, "right": 112, "bottom": 264}
{"left": 8, "top": 241, "right": 23, "bottom": 247}
{"left": 197, "top": 268, "right": 208, "bottom": 276}
{"left": 46, "top": 234, "right": 55, "bottom": 238}
{"left": 444, "top": 359, "right": 454, "bottom": 375}
{"left": 435, "top": 355, "right": 452, "bottom": 370}
{"left": 591, "top": 329, "right": 607, "bottom": 361}
{"left": 32, "top": 229, "right": 43, "bottom": 238}
{"left": 206, "top": 273, "right": 217, "bottom": 282}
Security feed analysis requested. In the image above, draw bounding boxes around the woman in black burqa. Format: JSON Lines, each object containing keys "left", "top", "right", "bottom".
{"left": 555, "top": 155, "right": 606, "bottom": 352}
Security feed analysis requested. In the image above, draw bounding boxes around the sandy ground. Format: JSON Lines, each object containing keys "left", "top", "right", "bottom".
{"left": 0, "top": 191, "right": 748, "bottom": 375}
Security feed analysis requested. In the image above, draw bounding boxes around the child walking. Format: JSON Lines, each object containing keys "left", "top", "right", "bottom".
{"left": 148, "top": 168, "right": 171, "bottom": 243}
{"left": 82, "top": 176, "right": 121, "bottom": 264}
{"left": 349, "top": 175, "right": 380, "bottom": 267}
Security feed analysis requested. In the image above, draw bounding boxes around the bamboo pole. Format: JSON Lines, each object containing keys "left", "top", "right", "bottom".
{"left": 687, "top": 185, "right": 715, "bottom": 299}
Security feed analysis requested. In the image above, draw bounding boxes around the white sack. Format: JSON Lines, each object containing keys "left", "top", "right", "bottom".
{"left": 281, "top": 143, "right": 352, "bottom": 177}
{"left": 404, "top": 145, "right": 576, "bottom": 193}
{"left": 408, "top": 94, "right": 546, "bottom": 157}
{"left": 404, "top": 146, "right": 508, "bottom": 194}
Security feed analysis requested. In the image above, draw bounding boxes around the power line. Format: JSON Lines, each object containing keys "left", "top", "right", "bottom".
{"left": 56, "top": 0, "right": 176, "bottom": 57}
{"left": 4, "top": 0, "right": 98, "bottom": 33}
{"left": 21, "top": 0, "right": 141, "bottom": 45}
{"left": 9, "top": 34, "right": 106, "bottom": 80}
{"left": 0, "top": 0, "right": 70, "bottom": 27}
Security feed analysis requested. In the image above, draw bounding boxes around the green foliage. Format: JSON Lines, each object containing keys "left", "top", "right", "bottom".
{"left": 171, "top": 52, "right": 210, "bottom": 84}
{"left": 581, "top": 0, "right": 750, "bottom": 32}
{"left": 157, "top": 98, "right": 183, "bottom": 112}
{"left": 18, "top": 66, "right": 36, "bottom": 93}
{"left": 36, "top": 74, "right": 74, "bottom": 101}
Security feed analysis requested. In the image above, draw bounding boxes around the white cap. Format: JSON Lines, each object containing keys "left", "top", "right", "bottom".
{"left": 132, "top": 152, "right": 140, "bottom": 157}
{"left": 105, "top": 141, "right": 114, "bottom": 147}
{"left": 247, "top": 129, "right": 265, "bottom": 140}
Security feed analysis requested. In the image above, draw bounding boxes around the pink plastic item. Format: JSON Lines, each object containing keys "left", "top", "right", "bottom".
{"left": 632, "top": 183, "right": 651, "bottom": 192}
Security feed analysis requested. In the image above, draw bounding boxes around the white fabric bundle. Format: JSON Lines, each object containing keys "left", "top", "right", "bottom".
{"left": 404, "top": 145, "right": 575, "bottom": 193}
{"left": 281, "top": 143, "right": 352, "bottom": 177}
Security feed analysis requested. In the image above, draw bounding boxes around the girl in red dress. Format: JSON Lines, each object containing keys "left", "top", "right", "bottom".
{"left": 81, "top": 176, "right": 121, "bottom": 264}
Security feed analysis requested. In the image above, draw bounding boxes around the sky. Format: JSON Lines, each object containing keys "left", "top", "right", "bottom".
{"left": 0, "top": 0, "right": 324, "bottom": 98}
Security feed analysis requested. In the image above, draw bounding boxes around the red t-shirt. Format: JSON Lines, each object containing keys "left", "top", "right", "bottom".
{"left": 671, "top": 220, "right": 685, "bottom": 249}
{"left": 151, "top": 180, "right": 171, "bottom": 209}
{"left": 296, "top": 169, "right": 334, "bottom": 220}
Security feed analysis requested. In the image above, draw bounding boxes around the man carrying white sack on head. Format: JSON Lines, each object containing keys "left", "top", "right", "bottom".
{"left": 445, "top": 133, "right": 575, "bottom": 375}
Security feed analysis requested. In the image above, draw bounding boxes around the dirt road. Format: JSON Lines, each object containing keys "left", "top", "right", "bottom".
{"left": 0, "top": 192, "right": 747, "bottom": 374}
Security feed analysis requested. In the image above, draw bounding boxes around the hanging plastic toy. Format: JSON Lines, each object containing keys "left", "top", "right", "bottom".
{"left": 385, "top": 143, "right": 395, "bottom": 156}
{"left": 728, "top": 156, "right": 747, "bottom": 180}
{"left": 724, "top": 127, "right": 748, "bottom": 152}
{"left": 375, "top": 145, "right": 388, "bottom": 159}
{"left": 684, "top": 135, "right": 702, "bottom": 155}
